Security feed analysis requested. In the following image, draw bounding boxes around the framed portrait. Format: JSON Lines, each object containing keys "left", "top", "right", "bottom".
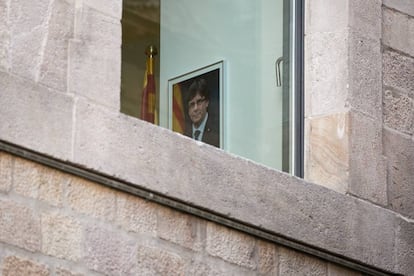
{"left": 168, "top": 61, "right": 224, "bottom": 148}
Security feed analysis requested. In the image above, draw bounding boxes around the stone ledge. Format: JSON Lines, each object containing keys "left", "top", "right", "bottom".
{"left": 72, "top": 100, "right": 410, "bottom": 276}
{"left": 383, "top": 128, "right": 414, "bottom": 219}
{"left": 383, "top": 7, "right": 414, "bottom": 57}
{"left": 1, "top": 96, "right": 411, "bottom": 274}
{"left": 0, "top": 72, "right": 74, "bottom": 161}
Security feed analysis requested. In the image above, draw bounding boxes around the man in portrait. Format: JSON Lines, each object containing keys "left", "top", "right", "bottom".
{"left": 184, "top": 78, "right": 219, "bottom": 147}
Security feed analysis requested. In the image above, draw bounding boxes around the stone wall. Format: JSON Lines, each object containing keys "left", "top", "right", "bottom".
{"left": 0, "top": 151, "right": 362, "bottom": 276}
{"left": 303, "top": 1, "right": 414, "bottom": 271}
{"left": 305, "top": 0, "right": 414, "bottom": 219}
{"left": 382, "top": 1, "right": 414, "bottom": 220}
{"left": 305, "top": 0, "right": 387, "bottom": 205}
{"left": 0, "top": 0, "right": 121, "bottom": 160}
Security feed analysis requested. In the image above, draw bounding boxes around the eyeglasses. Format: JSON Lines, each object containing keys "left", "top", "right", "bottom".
{"left": 188, "top": 97, "right": 206, "bottom": 109}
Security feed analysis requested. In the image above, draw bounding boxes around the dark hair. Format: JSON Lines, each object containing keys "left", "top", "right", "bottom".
{"left": 187, "top": 78, "right": 210, "bottom": 104}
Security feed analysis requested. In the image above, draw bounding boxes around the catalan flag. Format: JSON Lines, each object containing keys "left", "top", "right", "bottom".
{"left": 140, "top": 46, "right": 157, "bottom": 124}
{"left": 172, "top": 84, "right": 185, "bottom": 134}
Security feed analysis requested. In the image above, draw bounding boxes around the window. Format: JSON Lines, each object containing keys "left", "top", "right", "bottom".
{"left": 121, "top": 0, "right": 304, "bottom": 176}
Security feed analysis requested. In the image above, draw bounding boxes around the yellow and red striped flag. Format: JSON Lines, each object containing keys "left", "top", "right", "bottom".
{"left": 140, "top": 46, "right": 157, "bottom": 124}
{"left": 172, "top": 84, "right": 185, "bottom": 134}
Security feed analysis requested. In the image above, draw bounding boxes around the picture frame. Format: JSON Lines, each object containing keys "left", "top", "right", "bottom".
{"left": 168, "top": 61, "right": 224, "bottom": 148}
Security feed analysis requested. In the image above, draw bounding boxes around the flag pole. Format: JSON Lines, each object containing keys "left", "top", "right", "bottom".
{"left": 145, "top": 45, "right": 157, "bottom": 75}
{"left": 141, "top": 45, "right": 158, "bottom": 124}
{"left": 146, "top": 45, "right": 159, "bottom": 125}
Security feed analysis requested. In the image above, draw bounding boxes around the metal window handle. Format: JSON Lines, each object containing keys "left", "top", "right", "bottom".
{"left": 275, "top": 57, "right": 283, "bottom": 87}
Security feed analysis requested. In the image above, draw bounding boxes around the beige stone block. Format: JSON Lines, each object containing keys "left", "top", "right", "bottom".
{"left": 0, "top": 72, "right": 74, "bottom": 160}
{"left": 73, "top": 99, "right": 160, "bottom": 183}
{"left": 306, "top": 113, "right": 349, "bottom": 193}
{"left": 116, "top": 193, "right": 157, "bottom": 235}
{"left": 348, "top": 31, "right": 382, "bottom": 119}
{"left": 69, "top": 5, "right": 121, "bottom": 110}
{"left": 84, "top": 0, "right": 122, "bottom": 19}
{"left": 279, "top": 247, "right": 327, "bottom": 276}
{"left": 206, "top": 222, "right": 256, "bottom": 269}
{"left": 384, "top": 129, "right": 414, "bottom": 218}
{"left": 0, "top": 199, "right": 41, "bottom": 252}
{"left": 383, "top": 49, "right": 414, "bottom": 95}
{"left": 67, "top": 177, "right": 116, "bottom": 221}
{"left": 347, "top": 201, "right": 397, "bottom": 272}
{"left": 137, "top": 245, "right": 185, "bottom": 276}
{"left": 41, "top": 212, "right": 82, "bottom": 261}
{"left": 0, "top": 0, "right": 10, "bottom": 71}
{"left": 383, "top": 8, "right": 414, "bottom": 57}
{"left": 349, "top": 111, "right": 387, "bottom": 206}
{"left": 383, "top": 89, "right": 414, "bottom": 135}
{"left": 157, "top": 207, "right": 203, "bottom": 251}
{"left": 74, "top": 5, "right": 120, "bottom": 47}
{"left": 394, "top": 219, "right": 414, "bottom": 274}
{"left": 349, "top": 0, "right": 381, "bottom": 40}
{"left": 38, "top": 0, "right": 75, "bottom": 92}
{"left": 0, "top": 152, "right": 13, "bottom": 193}
{"left": 84, "top": 225, "right": 137, "bottom": 275}
{"left": 13, "top": 157, "right": 65, "bottom": 206}
{"left": 184, "top": 260, "right": 224, "bottom": 276}
{"left": 68, "top": 40, "right": 120, "bottom": 111}
{"left": 13, "top": 158, "right": 41, "bottom": 197}
{"left": 305, "top": 32, "right": 349, "bottom": 116}
{"left": 305, "top": 0, "right": 348, "bottom": 34}
{"left": 9, "top": 0, "right": 49, "bottom": 32}
{"left": 9, "top": 0, "right": 50, "bottom": 80}
{"left": 257, "top": 240, "right": 278, "bottom": 275}
{"left": 2, "top": 255, "right": 49, "bottom": 276}
{"left": 10, "top": 27, "right": 43, "bottom": 78}
{"left": 56, "top": 268, "right": 85, "bottom": 276}
{"left": 185, "top": 259, "right": 254, "bottom": 275}
{"left": 327, "top": 263, "right": 362, "bottom": 276}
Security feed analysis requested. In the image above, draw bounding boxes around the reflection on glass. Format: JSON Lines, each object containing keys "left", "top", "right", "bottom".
{"left": 121, "top": 0, "right": 160, "bottom": 119}
{"left": 122, "top": 0, "right": 297, "bottom": 174}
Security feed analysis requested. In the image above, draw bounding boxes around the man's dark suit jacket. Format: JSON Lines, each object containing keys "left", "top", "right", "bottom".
{"left": 184, "top": 115, "right": 219, "bottom": 148}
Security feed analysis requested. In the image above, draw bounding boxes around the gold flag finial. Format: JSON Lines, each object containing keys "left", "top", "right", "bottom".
{"left": 145, "top": 45, "right": 158, "bottom": 58}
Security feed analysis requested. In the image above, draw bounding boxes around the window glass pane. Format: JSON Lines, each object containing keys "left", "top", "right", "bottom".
{"left": 122, "top": 0, "right": 298, "bottom": 174}
{"left": 121, "top": 0, "right": 160, "bottom": 119}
